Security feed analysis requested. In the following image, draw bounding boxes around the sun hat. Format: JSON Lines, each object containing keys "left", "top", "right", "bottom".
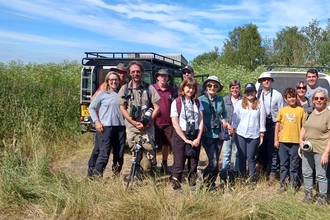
{"left": 110, "top": 63, "right": 127, "bottom": 73}
{"left": 155, "top": 69, "right": 172, "bottom": 79}
{"left": 244, "top": 83, "right": 257, "bottom": 93}
{"left": 202, "top": 75, "right": 223, "bottom": 92}
{"left": 258, "top": 72, "right": 274, "bottom": 83}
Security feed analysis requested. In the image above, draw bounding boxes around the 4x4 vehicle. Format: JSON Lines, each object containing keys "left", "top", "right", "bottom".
{"left": 255, "top": 66, "right": 330, "bottom": 97}
{"left": 79, "top": 52, "right": 208, "bottom": 133}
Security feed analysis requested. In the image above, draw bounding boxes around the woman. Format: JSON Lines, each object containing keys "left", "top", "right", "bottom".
{"left": 88, "top": 71, "right": 126, "bottom": 178}
{"left": 222, "top": 80, "right": 242, "bottom": 172}
{"left": 198, "top": 76, "right": 230, "bottom": 189}
{"left": 299, "top": 90, "right": 330, "bottom": 205}
{"left": 232, "top": 83, "right": 266, "bottom": 187}
{"left": 170, "top": 77, "right": 204, "bottom": 192}
{"left": 296, "top": 81, "right": 312, "bottom": 114}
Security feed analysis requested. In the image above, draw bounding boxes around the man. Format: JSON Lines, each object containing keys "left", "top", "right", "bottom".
{"left": 152, "top": 69, "right": 175, "bottom": 174}
{"left": 116, "top": 60, "right": 160, "bottom": 176}
{"left": 257, "top": 72, "right": 283, "bottom": 185}
{"left": 305, "top": 68, "right": 328, "bottom": 101}
{"left": 174, "top": 65, "right": 204, "bottom": 98}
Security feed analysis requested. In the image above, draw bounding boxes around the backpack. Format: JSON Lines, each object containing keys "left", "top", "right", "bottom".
{"left": 175, "top": 95, "right": 200, "bottom": 116}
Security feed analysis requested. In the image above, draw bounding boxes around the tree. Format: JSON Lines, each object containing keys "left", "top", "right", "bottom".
{"left": 220, "top": 23, "right": 265, "bottom": 71}
{"left": 318, "top": 19, "right": 330, "bottom": 67}
{"left": 192, "top": 47, "right": 220, "bottom": 66}
{"left": 273, "top": 26, "right": 308, "bottom": 66}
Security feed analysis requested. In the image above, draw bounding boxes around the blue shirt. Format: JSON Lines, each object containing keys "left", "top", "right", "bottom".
{"left": 199, "top": 94, "right": 228, "bottom": 138}
{"left": 89, "top": 90, "right": 125, "bottom": 126}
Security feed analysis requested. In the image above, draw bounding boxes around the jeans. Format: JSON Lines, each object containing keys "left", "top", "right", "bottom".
{"left": 302, "top": 152, "right": 328, "bottom": 196}
{"left": 222, "top": 136, "right": 239, "bottom": 171}
{"left": 202, "top": 137, "right": 223, "bottom": 186}
{"left": 278, "top": 142, "right": 300, "bottom": 187}
{"left": 235, "top": 134, "right": 259, "bottom": 180}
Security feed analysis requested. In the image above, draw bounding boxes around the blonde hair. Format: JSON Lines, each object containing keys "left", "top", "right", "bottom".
{"left": 179, "top": 77, "right": 198, "bottom": 100}
{"left": 241, "top": 96, "right": 259, "bottom": 110}
{"left": 102, "top": 71, "right": 120, "bottom": 93}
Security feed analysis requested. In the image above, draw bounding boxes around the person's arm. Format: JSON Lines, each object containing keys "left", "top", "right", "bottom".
{"left": 299, "top": 127, "right": 306, "bottom": 149}
{"left": 151, "top": 101, "right": 160, "bottom": 121}
{"left": 119, "top": 105, "right": 144, "bottom": 130}
{"left": 89, "top": 92, "right": 103, "bottom": 133}
{"left": 192, "top": 110, "right": 204, "bottom": 147}
{"left": 274, "top": 122, "right": 280, "bottom": 149}
{"left": 321, "top": 130, "right": 330, "bottom": 166}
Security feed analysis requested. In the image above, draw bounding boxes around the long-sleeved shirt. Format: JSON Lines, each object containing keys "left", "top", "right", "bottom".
{"left": 233, "top": 100, "right": 266, "bottom": 138}
{"left": 89, "top": 90, "right": 125, "bottom": 126}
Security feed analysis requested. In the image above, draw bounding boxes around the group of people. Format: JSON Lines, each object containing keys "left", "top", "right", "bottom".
{"left": 87, "top": 63, "right": 330, "bottom": 205}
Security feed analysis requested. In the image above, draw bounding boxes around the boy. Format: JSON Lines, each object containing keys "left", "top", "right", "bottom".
{"left": 274, "top": 87, "right": 306, "bottom": 191}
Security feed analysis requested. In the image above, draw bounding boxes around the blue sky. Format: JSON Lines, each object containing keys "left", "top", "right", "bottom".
{"left": 1, "top": 0, "right": 330, "bottom": 64}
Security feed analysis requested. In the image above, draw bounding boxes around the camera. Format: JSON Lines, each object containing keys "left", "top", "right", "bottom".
{"left": 185, "top": 121, "right": 196, "bottom": 136}
{"left": 210, "top": 115, "right": 220, "bottom": 129}
{"left": 140, "top": 108, "right": 153, "bottom": 126}
{"left": 266, "top": 113, "right": 273, "bottom": 124}
{"left": 129, "top": 105, "right": 141, "bottom": 120}
{"left": 302, "top": 141, "right": 312, "bottom": 152}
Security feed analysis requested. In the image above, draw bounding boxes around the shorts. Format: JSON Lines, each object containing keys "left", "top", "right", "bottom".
{"left": 154, "top": 124, "right": 173, "bottom": 147}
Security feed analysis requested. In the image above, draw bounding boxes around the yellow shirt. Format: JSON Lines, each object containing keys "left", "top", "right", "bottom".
{"left": 276, "top": 106, "right": 306, "bottom": 143}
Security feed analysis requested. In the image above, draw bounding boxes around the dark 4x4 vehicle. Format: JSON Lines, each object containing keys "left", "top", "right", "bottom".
{"left": 79, "top": 52, "right": 207, "bottom": 133}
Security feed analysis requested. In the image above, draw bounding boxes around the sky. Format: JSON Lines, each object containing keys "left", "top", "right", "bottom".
{"left": 1, "top": 0, "right": 330, "bottom": 64}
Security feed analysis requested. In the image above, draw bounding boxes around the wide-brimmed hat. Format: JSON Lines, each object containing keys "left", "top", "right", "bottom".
{"left": 155, "top": 69, "right": 172, "bottom": 79}
{"left": 202, "top": 76, "right": 223, "bottom": 92}
{"left": 244, "top": 83, "right": 257, "bottom": 93}
{"left": 181, "top": 65, "right": 194, "bottom": 73}
{"left": 110, "top": 63, "right": 127, "bottom": 73}
{"left": 258, "top": 72, "right": 274, "bottom": 83}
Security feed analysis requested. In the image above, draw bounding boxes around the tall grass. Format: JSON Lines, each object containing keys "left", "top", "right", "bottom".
{"left": 0, "top": 61, "right": 329, "bottom": 219}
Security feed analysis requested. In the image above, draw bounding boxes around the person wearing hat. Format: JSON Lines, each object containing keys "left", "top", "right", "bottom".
{"left": 91, "top": 63, "right": 128, "bottom": 101}
{"left": 256, "top": 72, "right": 283, "bottom": 185}
{"left": 152, "top": 69, "right": 175, "bottom": 174}
{"left": 232, "top": 83, "right": 266, "bottom": 188}
{"left": 198, "top": 76, "right": 230, "bottom": 190}
{"left": 173, "top": 65, "right": 204, "bottom": 98}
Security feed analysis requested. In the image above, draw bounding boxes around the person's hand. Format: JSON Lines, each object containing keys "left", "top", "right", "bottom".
{"left": 259, "top": 136, "right": 264, "bottom": 147}
{"left": 274, "top": 140, "right": 280, "bottom": 149}
{"left": 203, "top": 125, "right": 207, "bottom": 132}
{"left": 321, "top": 152, "right": 329, "bottom": 166}
{"left": 135, "top": 122, "right": 145, "bottom": 130}
{"left": 95, "top": 120, "right": 104, "bottom": 134}
{"left": 192, "top": 138, "right": 200, "bottom": 147}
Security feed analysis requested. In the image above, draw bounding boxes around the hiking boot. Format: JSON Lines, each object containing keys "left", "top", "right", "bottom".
{"left": 160, "top": 162, "right": 171, "bottom": 175}
{"left": 301, "top": 191, "right": 313, "bottom": 204}
{"left": 268, "top": 172, "right": 276, "bottom": 185}
{"left": 317, "top": 195, "right": 328, "bottom": 206}
{"left": 278, "top": 185, "right": 286, "bottom": 193}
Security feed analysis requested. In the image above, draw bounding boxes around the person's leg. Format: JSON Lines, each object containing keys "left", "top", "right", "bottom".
{"left": 314, "top": 153, "right": 328, "bottom": 197}
{"left": 188, "top": 144, "right": 201, "bottom": 186}
{"left": 161, "top": 125, "right": 173, "bottom": 174}
{"left": 221, "top": 137, "right": 232, "bottom": 170}
{"left": 112, "top": 126, "right": 126, "bottom": 175}
{"left": 279, "top": 142, "right": 289, "bottom": 187}
{"left": 88, "top": 131, "right": 100, "bottom": 176}
{"left": 171, "top": 131, "right": 185, "bottom": 190}
{"left": 302, "top": 151, "right": 315, "bottom": 203}
{"left": 94, "top": 127, "right": 113, "bottom": 176}
{"left": 202, "top": 137, "right": 222, "bottom": 187}
{"left": 246, "top": 138, "right": 259, "bottom": 182}
{"left": 235, "top": 134, "right": 247, "bottom": 177}
{"left": 288, "top": 143, "right": 300, "bottom": 188}
{"left": 233, "top": 141, "right": 240, "bottom": 171}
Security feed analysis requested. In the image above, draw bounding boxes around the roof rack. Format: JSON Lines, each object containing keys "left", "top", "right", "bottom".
{"left": 82, "top": 52, "right": 187, "bottom": 66}
{"left": 264, "top": 65, "right": 328, "bottom": 73}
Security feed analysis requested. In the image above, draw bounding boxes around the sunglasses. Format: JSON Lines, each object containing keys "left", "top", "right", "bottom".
{"left": 297, "top": 86, "right": 307, "bottom": 90}
{"left": 183, "top": 71, "right": 192, "bottom": 75}
{"left": 207, "top": 84, "right": 219, "bottom": 89}
{"left": 314, "top": 97, "right": 325, "bottom": 101}
{"left": 262, "top": 78, "right": 272, "bottom": 82}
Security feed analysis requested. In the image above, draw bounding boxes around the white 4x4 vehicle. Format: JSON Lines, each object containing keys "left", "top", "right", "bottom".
{"left": 255, "top": 66, "right": 330, "bottom": 98}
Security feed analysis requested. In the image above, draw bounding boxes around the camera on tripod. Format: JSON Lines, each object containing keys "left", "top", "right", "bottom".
{"left": 185, "top": 121, "right": 196, "bottom": 136}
